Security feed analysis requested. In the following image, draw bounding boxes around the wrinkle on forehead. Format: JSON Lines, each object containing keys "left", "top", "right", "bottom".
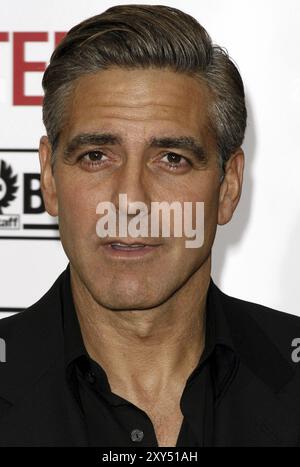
{"left": 61, "top": 68, "right": 213, "bottom": 151}
{"left": 70, "top": 68, "right": 209, "bottom": 110}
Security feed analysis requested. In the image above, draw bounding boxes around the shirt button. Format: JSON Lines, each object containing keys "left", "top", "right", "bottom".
{"left": 86, "top": 370, "right": 96, "bottom": 384}
{"left": 131, "top": 429, "right": 144, "bottom": 442}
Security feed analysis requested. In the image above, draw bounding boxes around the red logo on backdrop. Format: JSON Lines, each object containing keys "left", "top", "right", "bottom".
{"left": 0, "top": 31, "right": 66, "bottom": 105}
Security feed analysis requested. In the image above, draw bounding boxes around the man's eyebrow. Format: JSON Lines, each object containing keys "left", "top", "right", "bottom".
{"left": 149, "top": 136, "right": 207, "bottom": 162}
{"left": 63, "top": 133, "right": 122, "bottom": 157}
{"left": 63, "top": 132, "right": 208, "bottom": 162}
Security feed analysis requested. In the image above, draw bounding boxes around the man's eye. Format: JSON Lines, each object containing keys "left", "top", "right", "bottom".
{"left": 160, "top": 152, "right": 190, "bottom": 168}
{"left": 78, "top": 150, "right": 109, "bottom": 169}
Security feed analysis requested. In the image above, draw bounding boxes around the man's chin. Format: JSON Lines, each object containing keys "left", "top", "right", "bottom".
{"left": 92, "top": 290, "right": 164, "bottom": 312}
{"left": 78, "top": 263, "right": 177, "bottom": 310}
{"left": 87, "top": 278, "right": 171, "bottom": 311}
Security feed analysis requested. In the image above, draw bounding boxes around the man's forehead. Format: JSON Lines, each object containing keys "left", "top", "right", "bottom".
{"left": 70, "top": 67, "right": 210, "bottom": 110}
{"left": 62, "top": 68, "right": 212, "bottom": 146}
{"left": 56, "top": 68, "right": 213, "bottom": 155}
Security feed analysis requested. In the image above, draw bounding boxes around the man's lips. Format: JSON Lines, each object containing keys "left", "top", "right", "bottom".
{"left": 102, "top": 238, "right": 162, "bottom": 247}
{"left": 101, "top": 239, "right": 162, "bottom": 257}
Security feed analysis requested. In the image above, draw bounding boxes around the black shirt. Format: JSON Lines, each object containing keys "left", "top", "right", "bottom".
{"left": 61, "top": 264, "right": 239, "bottom": 447}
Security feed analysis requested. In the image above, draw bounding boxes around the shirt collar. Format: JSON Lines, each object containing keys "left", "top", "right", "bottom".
{"left": 61, "top": 263, "right": 239, "bottom": 399}
{"left": 184, "top": 276, "right": 239, "bottom": 400}
{"left": 61, "top": 263, "right": 87, "bottom": 370}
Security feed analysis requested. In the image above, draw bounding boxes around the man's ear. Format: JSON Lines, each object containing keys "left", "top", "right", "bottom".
{"left": 217, "top": 148, "right": 244, "bottom": 225}
{"left": 38, "top": 135, "right": 58, "bottom": 217}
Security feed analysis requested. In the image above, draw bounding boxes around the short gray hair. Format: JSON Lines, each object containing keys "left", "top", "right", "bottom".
{"left": 42, "top": 4, "right": 247, "bottom": 173}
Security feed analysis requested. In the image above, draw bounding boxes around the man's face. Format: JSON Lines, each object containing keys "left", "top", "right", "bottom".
{"left": 40, "top": 67, "right": 239, "bottom": 310}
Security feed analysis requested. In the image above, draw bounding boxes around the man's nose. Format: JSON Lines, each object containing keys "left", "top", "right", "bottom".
{"left": 111, "top": 161, "right": 152, "bottom": 215}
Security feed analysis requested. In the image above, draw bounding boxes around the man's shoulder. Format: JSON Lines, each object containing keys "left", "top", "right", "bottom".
{"left": 0, "top": 268, "right": 68, "bottom": 420}
{"left": 220, "top": 286, "right": 300, "bottom": 330}
{"left": 0, "top": 268, "right": 66, "bottom": 337}
{"left": 216, "top": 284, "right": 300, "bottom": 363}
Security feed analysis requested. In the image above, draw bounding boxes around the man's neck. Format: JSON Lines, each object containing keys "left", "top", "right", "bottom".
{"left": 70, "top": 256, "right": 211, "bottom": 401}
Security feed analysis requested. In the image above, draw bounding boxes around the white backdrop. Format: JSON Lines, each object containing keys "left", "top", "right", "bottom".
{"left": 0, "top": 0, "right": 299, "bottom": 318}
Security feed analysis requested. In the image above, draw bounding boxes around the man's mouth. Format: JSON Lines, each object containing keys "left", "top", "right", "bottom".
{"left": 102, "top": 239, "right": 161, "bottom": 258}
{"left": 110, "top": 242, "right": 147, "bottom": 251}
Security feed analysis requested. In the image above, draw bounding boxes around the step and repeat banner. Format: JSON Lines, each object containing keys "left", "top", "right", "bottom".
{"left": 1, "top": 0, "right": 300, "bottom": 318}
